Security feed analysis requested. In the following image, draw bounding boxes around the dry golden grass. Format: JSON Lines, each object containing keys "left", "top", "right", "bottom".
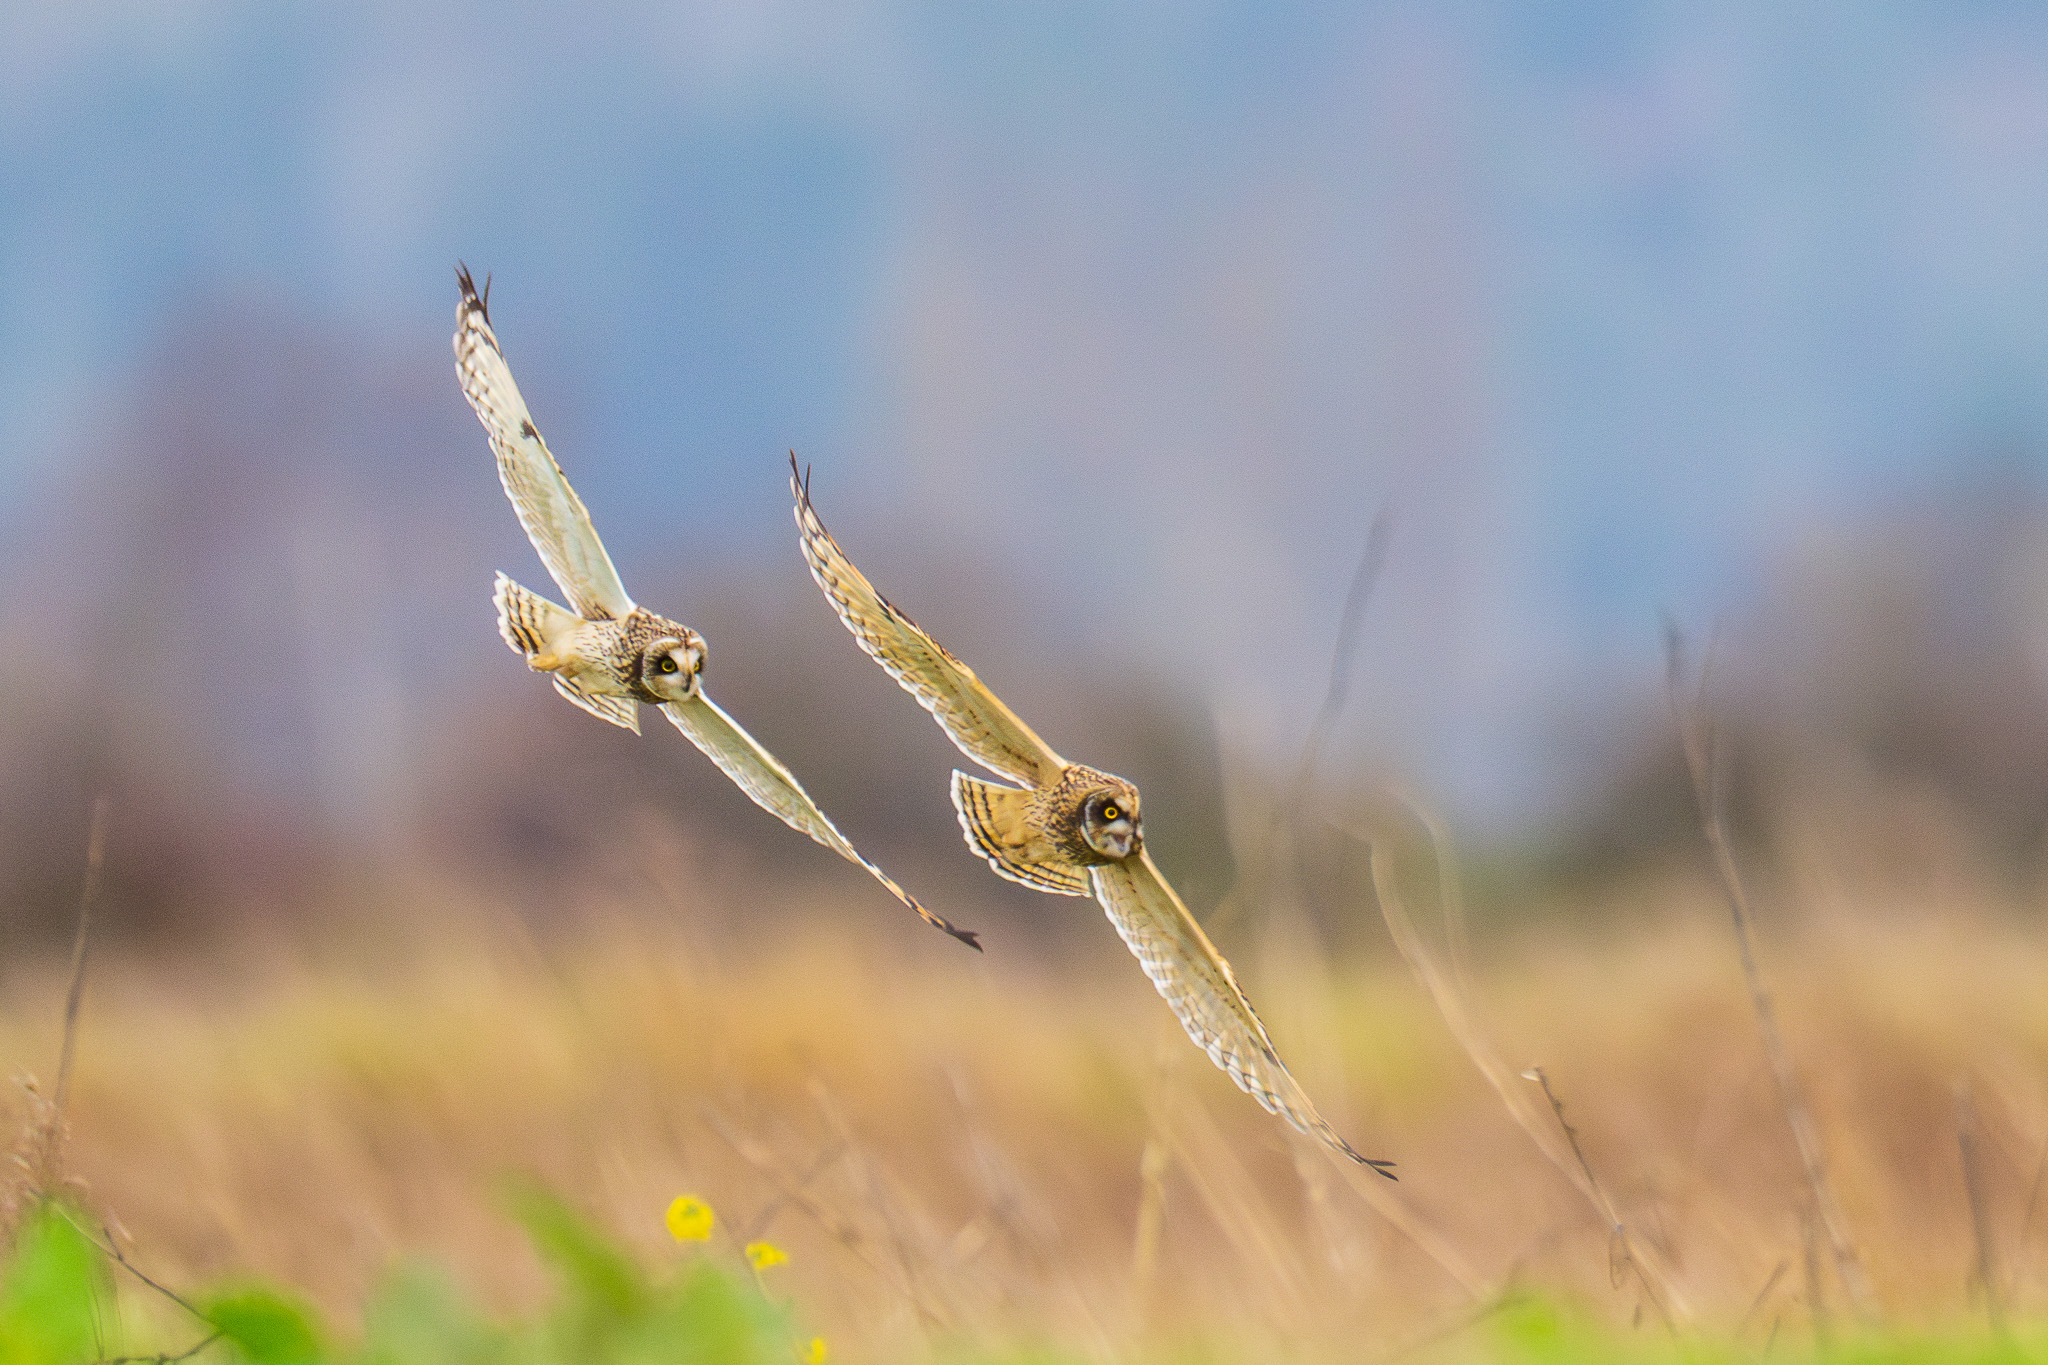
{"left": 8, "top": 862, "right": 2048, "bottom": 1361}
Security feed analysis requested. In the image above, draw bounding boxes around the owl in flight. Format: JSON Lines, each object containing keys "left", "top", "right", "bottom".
{"left": 790, "top": 459, "right": 1393, "bottom": 1176}
{"left": 453, "top": 268, "right": 978, "bottom": 949}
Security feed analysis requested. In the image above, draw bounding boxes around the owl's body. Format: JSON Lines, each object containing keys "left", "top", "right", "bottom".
{"left": 791, "top": 459, "right": 1394, "bottom": 1176}
{"left": 455, "top": 268, "right": 978, "bottom": 948}
{"left": 952, "top": 763, "right": 1138, "bottom": 895}
{"left": 493, "top": 572, "right": 706, "bottom": 733}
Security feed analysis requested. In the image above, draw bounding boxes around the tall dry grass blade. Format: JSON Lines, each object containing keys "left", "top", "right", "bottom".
{"left": 1663, "top": 624, "right": 1876, "bottom": 1319}
{"left": 1284, "top": 503, "right": 1395, "bottom": 828}
{"left": 1957, "top": 1082, "right": 2005, "bottom": 1334}
{"left": 807, "top": 1080, "right": 959, "bottom": 1333}
{"left": 1128, "top": 1136, "right": 1169, "bottom": 1306}
{"left": 1801, "top": 1205, "right": 1830, "bottom": 1349}
{"left": 736, "top": 1140, "right": 846, "bottom": 1245}
{"left": 1364, "top": 1290, "right": 1520, "bottom": 1365}
{"left": 1143, "top": 1089, "right": 1314, "bottom": 1324}
{"left": 1736, "top": 1260, "right": 1789, "bottom": 1339}
{"left": 1365, "top": 838, "right": 1692, "bottom": 1323}
{"left": 1327, "top": 1138, "right": 1489, "bottom": 1301}
{"left": 701, "top": 1107, "right": 952, "bottom": 1331}
{"left": 1292, "top": 1144, "right": 1361, "bottom": 1281}
{"left": 2015, "top": 1132, "right": 2048, "bottom": 1302}
{"left": 1207, "top": 503, "right": 1391, "bottom": 943}
{"left": 1525, "top": 1067, "right": 1671, "bottom": 1328}
{"left": 54, "top": 796, "right": 111, "bottom": 1118}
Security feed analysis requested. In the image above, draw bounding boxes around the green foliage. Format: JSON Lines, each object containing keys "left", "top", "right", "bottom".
{"left": 0, "top": 1189, "right": 793, "bottom": 1365}
{"left": 1473, "top": 1295, "right": 2048, "bottom": 1365}
{"left": 205, "top": 1287, "right": 325, "bottom": 1365}
{"left": 8, "top": 1196, "right": 2048, "bottom": 1365}
{"left": 0, "top": 1205, "right": 100, "bottom": 1365}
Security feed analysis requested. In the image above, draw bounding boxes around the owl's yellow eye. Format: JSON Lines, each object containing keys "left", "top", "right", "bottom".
{"left": 658, "top": 656, "right": 680, "bottom": 674}
{"left": 1101, "top": 804, "right": 1119, "bottom": 821}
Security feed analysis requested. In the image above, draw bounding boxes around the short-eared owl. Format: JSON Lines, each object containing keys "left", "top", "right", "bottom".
{"left": 453, "top": 268, "right": 977, "bottom": 949}
{"left": 790, "top": 458, "right": 1391, "bottom": 1175}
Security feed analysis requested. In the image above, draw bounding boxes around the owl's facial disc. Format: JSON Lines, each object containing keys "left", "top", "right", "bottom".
{"left": 1079, "top": 788, "right": 1140, "bottom": 860}
{"left": 641, "top": 635, "right": 706, "bottom": 702}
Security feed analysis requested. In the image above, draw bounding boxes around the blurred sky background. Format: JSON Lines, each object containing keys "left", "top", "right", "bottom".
{"left": 8, "top": 0, "right": 2048, "bottom": 936}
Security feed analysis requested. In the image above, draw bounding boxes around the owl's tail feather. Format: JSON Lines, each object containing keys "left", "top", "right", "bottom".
{"left": 951, "top": 771, "right": 1091, "bottom": 896}
{"left": 494, "top": 572, "right": 579, "bottom": 662}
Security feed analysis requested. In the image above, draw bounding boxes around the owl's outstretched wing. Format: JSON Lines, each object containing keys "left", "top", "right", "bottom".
{"left": 790, "top": 458, "right": 1066, "bottom": 790}
{"left": 455, "top": 266, "right": 636, "bottom": 621}
{"left": 662, "top": 693, "right": 981, "bottom": 949}
{"left": 1090, "top": 853, "right": 1395, "bottom": 1177}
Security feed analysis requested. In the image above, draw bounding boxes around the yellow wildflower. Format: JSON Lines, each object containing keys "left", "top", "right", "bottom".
{"left": 745, "top": 1240, "right": 789, "bottom": 1270}
{"left": 801, "top": 1337, "right": 828, "bottom": 1364}
{"left": 666, "top": 1195, "right": 715, "bottom": 1243}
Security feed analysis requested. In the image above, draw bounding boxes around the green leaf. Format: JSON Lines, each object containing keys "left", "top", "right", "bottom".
{"left": 352, "top": 1264, "right": 503, "bottom": 1365}
{"left": 501, "top": 1182, "right": 646, "bottom": 1320}
{"left": 648, "top": 1258, "right": 788, "bottom": 1364}
{"left": 207, "top": 1285, "right": 327, "bottom": 1365}
{"left": 0, "top": 1203, "right": 101, "bottom": 1365}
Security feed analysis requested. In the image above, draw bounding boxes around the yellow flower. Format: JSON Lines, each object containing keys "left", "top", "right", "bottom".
{"left": 745, "top": 1240, "right": 789, "bottom": 1270}
{"left": 801, "top": 1337, "right": 828, "bottom": 1364}
{"left": 666, "top": 1195, "right": 715, "bottom": 1243}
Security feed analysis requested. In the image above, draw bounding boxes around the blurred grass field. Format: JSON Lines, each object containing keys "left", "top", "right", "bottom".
{"left": 10, "top": 837, "right": 2048, "bottom": 1362}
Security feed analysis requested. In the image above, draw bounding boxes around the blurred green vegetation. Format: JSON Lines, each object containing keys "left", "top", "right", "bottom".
{"left": 8, "top": 1195, "right": 2047, "bottom": 1365}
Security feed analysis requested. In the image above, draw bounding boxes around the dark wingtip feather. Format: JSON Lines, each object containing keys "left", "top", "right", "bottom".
{"left": 455, "top": 262, "right": 492, "bottom": 321}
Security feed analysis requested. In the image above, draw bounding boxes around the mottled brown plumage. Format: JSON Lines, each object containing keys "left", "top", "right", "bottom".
{"left": 791, "top": 458, "right": 1392, "bottom": 1175}
{"left": 455, "top": 269, "right": 978, "bottom": 948}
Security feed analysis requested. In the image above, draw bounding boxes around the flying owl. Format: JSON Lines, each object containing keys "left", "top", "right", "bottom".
{"left": 789, "top": 458, "right": 1393, "bottom": 1175}
{"left": 453, "top": 268, "right": 978, "bottom": 949}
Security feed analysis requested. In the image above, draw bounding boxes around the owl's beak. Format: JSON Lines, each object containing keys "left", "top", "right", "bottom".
{"left": 1101, "top": 827, "right": 1136, "bottom": 859}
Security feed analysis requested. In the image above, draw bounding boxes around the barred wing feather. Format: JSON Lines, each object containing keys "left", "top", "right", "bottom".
{"left": 790, "top": 458, "right": 1065, "bottom": 790}
{"left": 663, "top": 695, "right": 980, "bottom": 949}
{"left": 1089, "top": 853, "right": 1394, "bottom": 1176}
{"left": 455, "top": 266, "right": 636, "bottom": 621}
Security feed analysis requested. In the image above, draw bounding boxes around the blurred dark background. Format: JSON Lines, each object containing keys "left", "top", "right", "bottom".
{"left": 8, "top": 2, "right": 2048, "bottom": 951}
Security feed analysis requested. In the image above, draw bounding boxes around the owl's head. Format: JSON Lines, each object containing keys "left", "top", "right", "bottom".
{"left": 638, "top": 631, "right": 707, "bottom": 703}
{"left": 1077, "top": 778, "right": 1142, "bottom": 861}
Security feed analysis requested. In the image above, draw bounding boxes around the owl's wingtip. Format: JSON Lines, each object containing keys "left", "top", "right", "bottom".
{"left": 455, "top": 262, "right": 491, "bottom": 320}
{"left": 1347, "top": 1145, "right": 1398, "bottom": 1180}
{"left": 920, "top": 902, "right": 984, "bottom": 952}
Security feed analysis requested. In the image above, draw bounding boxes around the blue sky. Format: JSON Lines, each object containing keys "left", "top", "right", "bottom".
{"left": 7, "top": 0, "right": 2048, "bottom": 832}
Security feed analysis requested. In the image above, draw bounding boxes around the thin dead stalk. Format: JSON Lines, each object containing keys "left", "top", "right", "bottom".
{"left": 1128, "top": 1137, "right": 1169, "bottom": 1301}
{"left": 1524, "top": 1067, "right": 1662, "bottom": 1315}
{"left": 1957, "top": 1082, "right": 2005, "bottom": 1335}
{"left": 55, "top": 797, "right": 112, "bottom": 1118}
{"left": 54, "top": 1209, "right": 211, "bottom": 1327}
{"left": 1284, "top": 504, "right": 1395, "bottom": 829}
{"left": 1209, "top": 502, "right": 1392, "bottom": 942}
{"left": 1140, "top": 1088, "right": 1316, "bottom": 1319}
{"left": 1801, "top": 1206, "right": 1831, "bottom": 1349}
{"left": 93, "top": 1332, "right": 221, "bottom": 1365}
{"left": 1736, "top": 1260, "right": 1788, "bottom": 1339}
{"left": 2015, "top": 1132, "right": 2048, "bottom": 1301}
{"left": 1664, "top": 626, "right": 1875, "bottom": 1318}
{"left": 806, "top": 1081, "right": 947, "bottom": 1327}
{"left": 1366, "top": 838, "right": 1690, "bottom": 1324}
{"left": 701, "top": 1108, "right": 950, "bottom": 1330}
